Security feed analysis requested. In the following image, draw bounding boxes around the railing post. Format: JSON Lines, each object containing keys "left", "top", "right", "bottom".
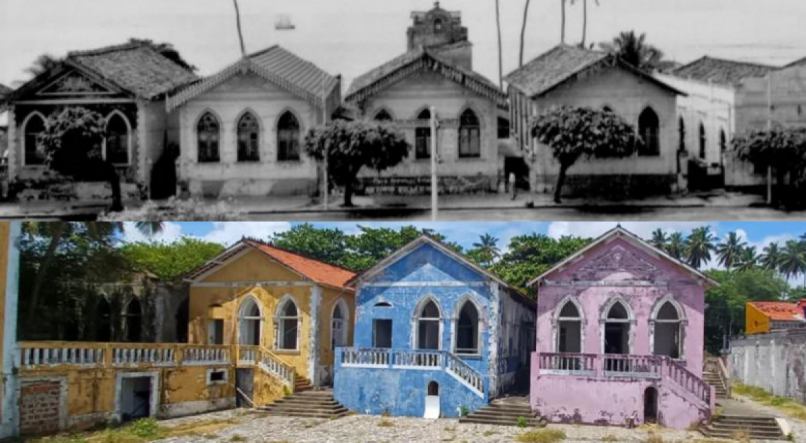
{"left": 103, "top": 344, "right": 113, "bottom": 368}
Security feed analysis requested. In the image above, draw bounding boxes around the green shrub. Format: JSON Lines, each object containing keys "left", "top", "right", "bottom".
{"left": 127, "top": 418, "right": 161, "bottom": 439}
{"left": 460, "top": 406, "right": 469, "bottom": 417}
{"left": 516, "top": 416, "right": 528, "bottom": 428}
{"left": 515, "top": 429, "right": 566, "bottom": 443}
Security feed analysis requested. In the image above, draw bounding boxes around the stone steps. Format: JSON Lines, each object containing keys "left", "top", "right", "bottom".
{"left": 459, "top": 402, "right": 541, "bottom": 427}
{"left": 701, "top": 415, "right": 784, "bottom": 440}
{"left": 703, "top": 370, "right": 729, "bottom": 399}
{"left": 258, "top": 389, "right": 348, "bottom": 420}
{"left": 294, "top": 376, "right": 313, "bottom": 393}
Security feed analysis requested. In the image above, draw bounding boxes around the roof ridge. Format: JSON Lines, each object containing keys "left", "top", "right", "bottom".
{"left": 242, "top": 237, "right": 357, "bottom": 274}
{"left": 68, "top": 41, "right": 149, "bottom": 58}
{"left": 246, "top": 44, "right": 281, "bottom": 60}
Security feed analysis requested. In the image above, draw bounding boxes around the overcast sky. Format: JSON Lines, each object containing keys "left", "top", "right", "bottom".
{"left": 2, "top": 0, "right": 806, "bottom": 90}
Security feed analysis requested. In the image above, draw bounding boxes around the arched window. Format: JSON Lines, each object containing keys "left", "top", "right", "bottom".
{"left": 434, "top": 18, "right": 444, "bottom": 33}
{"left": 105, "top": 113, "right": 130, "bottom": 165}
{"left": 557, "top": 300, "right": 582, "bottom": 353}
{"left": 719, "top": 129, "right": 727, "bottom": 153}
{"left": 239, "top": 297, "right": 262, "bottom": 346}
{"left": 374, "top": 109, "right": 393, "bottom": 122}
{"left": 23, "top": 113, "right": 47, "bottom": 165}
{"left": 497, "top": 117, "right": 510, "bottom": 140}
{"left": 699, "top": 123, "right": 706, "bottom": 159}
{"left": 652, "top": 301, "right": 683, "bottom": 359}
{"left": 276, "top": 297, "right": 299, "bottom": 350}
{"left": 237, "top": 112, "right": 260, "bottom": 162}
{"left": 603, "top": 300, "right": 631, "bottom": 355}
{"left": 277, "top": 111, "right": 301, "bottom": 161}
{"left": 96, "top": 297, "right": 111, "bottom": 342}
{"left": 415, "top": 109, "right": 432, "bottom": 160}
{"left": 417, "top": 299, "right": 441, "bottom": 350}
{"left": 678, "top": 117, "right": 686, "bottom": 153}
{"left": 197, "top": 113, "right": 220, "bottom": 163}
{"left": 331, "top": 300, "right": 349, "bottom": 350}
{"left": 125, "top": 299, "right": 142, "bottom": 343}
{"left": 458, "top": 109, "right": 481, "bottom": 158}
{"left": 638, "top": 107, "right": 660, "bottom": 156}
{"left": 455, "top": 300, "right": 479, "bottom": 355}
{"left": 175, "top": 298, "right": 189, "bottom": 343}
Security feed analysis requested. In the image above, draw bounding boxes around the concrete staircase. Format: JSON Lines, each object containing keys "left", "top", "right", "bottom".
{"left": 258, "top": 389, "right": 349, "bottom": 419}
{"left": 294, "top": 375, "right": 313, "bottom": 393}
{"left": 459, "top": 398, "right": 542, "bottom": 427}
{"left": 700, "top": 414, "right": 785, "bottom": 440}
{"left": 703, "top": 369, "right": 728, "bottom": 399}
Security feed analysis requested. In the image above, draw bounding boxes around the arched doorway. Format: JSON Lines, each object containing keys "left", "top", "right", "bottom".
{"left": 603, "top": 300, "right": 631, "bottom": 372}
{"left": 638, "top": 108, "right": 660, "bottom": 156}
{"left": 238, "top": 297, "right": 262, "bottom": 346}
{"left": 331, "top": 300, "right": 349, "bottom": 350}
{"left": 644, "top": 387, "right": 658, "bottom": 424}
{"left": 424, "top": 381, "right": 440, "bottom": 419}
{"left": 124, "top": 299, "right": 142, "bottom": 343}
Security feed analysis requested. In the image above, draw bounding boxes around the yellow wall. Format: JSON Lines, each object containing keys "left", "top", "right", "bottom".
{"left": 318, "top": 285, "right": 356, "bottom": 369}
{"left": 746, "top": 303, "right": 770, "bottom": 335}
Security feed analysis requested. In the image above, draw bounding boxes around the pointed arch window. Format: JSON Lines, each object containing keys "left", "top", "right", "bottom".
{"left": 455, "top": 300, "right": 479, "bottom": 355}
{"left": 603, "top": 300, "right": 632, "bottom": 372}
{"left": 239, "top": 297, "right": 262, "bottom": 346}
{"left": 652, "top": 301, "right": 683, "bottom": 359}
{"left": 105, "top": 113, "right": 130, "bottom": 165}
{"left": 197, "top": 113, "right": 220, "bottom": 163}
{"left": 678, "top": 117, "right": 686, "bottom": 153}
{"left": 277, "top": 111, "right": 301, "bottom": 162}
{"left": 237, "top": 112, "right": 260, "bottom": 162}
{"left": 374, "top": 109, "right": 393, "bottom": 122}
{"left": 23, "top": 114, "right": 47, "bottom": 165}
{"left": 415, "top": 109, "right": 432, "bottom": 160}
{"left": 276, "top": 298, "right": 299, "bottom": 350}
{"left": 557, "top": 301, "right": 582, "bottom": 353}
{"left": 699, "top": 123, "right": 707, "bottom": 159}
{"left": 638, "top": 107, "right": 660, "bottom": 156}
{"left": 96, "top": 297, "right": 112, "bottom": 342}
{"left": 719, "top": 129, "right": 727, "bottom": 153}
{"left": 417, "top": 299, "right": 441, "bottom": 350}
{"left": 331, "top": 300, "right": 349, "bottom": 350}
{"left": 434, "top": 18, "right": 444, "bottom": 33}
{"left": 459, "top": 109, "right": 481, "bottom": 158}
{"left": 125, "top": 299, "right": 142, "bottom": 343}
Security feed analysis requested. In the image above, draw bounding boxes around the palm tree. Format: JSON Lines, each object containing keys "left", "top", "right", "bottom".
{"left": 496, "top": 0, "right": 504, "bottom": 89}
{"left": 561, "top": 0, "right": 567, "bottom": 44}
{"left": 233, "top": 0, "right": 247, "bottom": 57}
{"left": 649, "top": 229, "right": 668, "bottom": 251}
{"left": 26, "top": 222, "right": 162, "bottom": 323}
{"left": 685, "top": 227, "right": 716, "bottom": 270}
{"left": 473, "top": 234, "right": 501, "bottom": 261}
{"left": 735, "top": 246, "right": 760, "bottom": 272}
{"left": 779, "top": 240, "right": 806, "bottom": 287}
{"left": 761, "top": 242, "right": 782, "bottom": 270}
{"left": 599, "top": 31, "right": 664, "bottom": 71}
{"left": 25, "top": 54, "right": 61, "bottom": 78}
{"left": 716, "top": 231, "right": 747, "bottom": 270}
{"left": 666, "top": 232, "right": 685, "bottom": 261}
{"left": 579, "top": 0, "right": 600, "bottom": 48}
{"left": 519, "top": 0, "right": 532, "bottom": 67}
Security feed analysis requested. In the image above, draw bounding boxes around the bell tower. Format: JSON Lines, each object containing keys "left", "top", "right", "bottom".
{"left": 407, "top": 2, "right": 472, "bottom": 69}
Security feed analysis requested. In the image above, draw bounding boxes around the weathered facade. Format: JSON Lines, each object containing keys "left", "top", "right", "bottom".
{"left": 185, "top": 238, "right": 356, "bottom": 404}
{"left": 166, "top": 46, "right": 341, "bottom": 198}
{"left": 729, "top": 329, "right": 806, "bottom": 405}
{"left": 334, "top": 236, "right": 535, "bottom": 418}
{"left": 345, "top": 3, "right": 509, "bottom": 195}
{"left": 505, "top": 46, "right": 685, "bottom": 198}
{"left": 529, "top": 227, "right": 716, "bottom": 429}
{"left": 0, "top": 222, "right": 21, "bottom": 438}
{"left": 2, "top": 42, "right": 197, "bottom": 201}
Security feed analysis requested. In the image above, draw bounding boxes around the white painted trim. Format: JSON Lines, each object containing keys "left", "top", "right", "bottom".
{"left": 190, "top": 281, "right": 314, "bottom": 288}
{"left": 452, "top": 295, "right": 482, "bottom": 356}
{"left": 362, "top": 281, "right": 488, "bottom": 288}
{"left": 649, "top": 295, "right": 686, "bottom": 358}
{"left": 342, "top": 363, "right": 387, "bottom": 369}
{"left": 237, "top": 294, "right": 263, "bottom": 347}
{"left": 552, "top": 294, "right": 585, "bottom": 354}
{"left": 330, "top": 298, "right": 349, "bottom": 349}
{"left": 206, "top": 367, "right": 229, "bottom": 385}
{"left": 113, "top": 371, "right": 160, "bottom": 423}
{"left": 103, "top": 110, "right": 133, "bottom": 166}
{"left": 274, "top": 294, "right": 300, "bottom": 352}
{"left": 600, "top": 296, "right": 635, "bottom": 355}
{"left": 446, "top": 368, "right": 484, "bottom": 398}
{"left": 309, "top": 285, "right": 321, "bottom": 385}
{"left": 14, "top": 99, "right": 137, "bottom": 105}
{"left": 2, "top": 223, "right": 20, "bottom": 438}
{"left": 412, "top": 296, "right": 443, "bottom": 351}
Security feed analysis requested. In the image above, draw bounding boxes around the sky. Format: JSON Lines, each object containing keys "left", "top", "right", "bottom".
{"left": 121, "top": 221, "right": 806, "bottom": 273}
{"left": 3, "top": 0, "right": 806, "bottom": 89}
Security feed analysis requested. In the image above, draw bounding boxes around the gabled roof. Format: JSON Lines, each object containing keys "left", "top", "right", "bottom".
{"left": 505, "top": 45, "right": 683, "bottom": 98}
{"left": 167, "top": 45, "right": 340, "bottom": 112}
{"left": 4, "top": 42, "right": 198, "bottom": 103}
{"left": 528, "top": 226, "right": 720, "bottom": 288}
{"left": 0, "top": 84, "right": 11, "bottom": 98}
{"left": 345, "top": 48, "right": 507, "bottom": 109}
{"left": 672, "top": 56, "right": 776, "bottom": 86}
{"left": 184, "top": 238, "right": 355, "bottom": 291}
{"left": 749, "top": 301, "right": 805, "bottom": 322}
{"left": 784, "top": 56, "right": 806, "bottom": 69}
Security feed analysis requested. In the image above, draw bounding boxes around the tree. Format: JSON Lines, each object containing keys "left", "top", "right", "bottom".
{"left": 531, "top": 106, "right": 640, "bottom": 203}
{"left": 270, "top": 223, "right": 350, "bottom": 266}
{"left": 734, "top": 246, "right": 760, "bottom": 272}
{"left": 779, "top": 240, "right": 806, "bottom": 287}
{"left": 579, "top": 0, "right": 600, "bottom": 48}
{"left": 761, "top": 242, "right": 782, "bottom": 271}
{"left": 599, "top": 31, "right": 664, "bottom": 71}
{"left": 128, "top": 39, "right": 197, "bottom": 72}
{"left": 685, "top": 226, "right": 716, "bottom": 270}
{"left": 39, "top": 107, "right": 125, "bottom": 211}
{"left": 304, "top": 120, "right": 409, "bottom": 207}
{"left": 120, "top": 238, "right": 225, "bottom": 282}
{"left": 519, "top": 0, "right": 532, "bottom": 67}
{"left": 666, "top": 232, "right": 685, "bottom": 261}
{"left": 732, "top": 126, "right": 806, "bottom": 208}
{"left": 467, "top": 234, "right": 501, "bottom": 268}
{"left": 716, "top": 231, "right": 747, "bottom": 270}
{"left": 25, "top": 54, "right": 61, "bottom": 78}
{"left": 649, "top": 229, "right": 668, "bottom": 251}
{"left": 495, "top": 0, "right": 504, "bottom": 89}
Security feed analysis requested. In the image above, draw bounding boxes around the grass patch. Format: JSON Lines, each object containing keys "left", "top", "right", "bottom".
{"left": 600, "top": 435, "right": 618, "bottom": 442}
{"left": 644, "top": 433, "right": 663, "bottom": 443}
{"left": 378, "top": 418, "right": 395, "bottom": 428}
{"left": 482, "top": 430, "right": 496, "bottom": 437}
{"left": 733, "top": 383, "right": 806, "bottom": 421}
{"left": 731, "top": 429, "right": 751, "bottom": 443}
{"left": 229, "top": 435, "right": 247, "bottom": 442}
{"left": 18, "top": 417, "right": 240, "bottom": 443}
{"left": 515, "top": 429, "right": 566, "bottom": 443}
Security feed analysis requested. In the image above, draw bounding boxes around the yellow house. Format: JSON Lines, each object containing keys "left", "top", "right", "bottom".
{"left": 746, "top": 301, "right": 806, "bottom": 335}
{"left": 184, "top": 238, "right": 356, "bottom": 405}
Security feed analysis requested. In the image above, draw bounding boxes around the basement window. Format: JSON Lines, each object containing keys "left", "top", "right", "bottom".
{"left": 207, "top": 369, "right": 228, "bottom": 385}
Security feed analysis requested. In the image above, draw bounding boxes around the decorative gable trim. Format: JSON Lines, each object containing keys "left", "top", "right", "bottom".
{"left": 5, "top": 60, "right": 128, "bottom": 104}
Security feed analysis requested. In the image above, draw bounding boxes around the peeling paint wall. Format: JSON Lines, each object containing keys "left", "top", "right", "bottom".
{"left": 0, "top": 222, "right": 20, "bottom": 438}
{"left": 730, "top": 330, "right": 806, "bottom": 405}
{"left": 335, "top": 243, "right": 534, "bottom": 417}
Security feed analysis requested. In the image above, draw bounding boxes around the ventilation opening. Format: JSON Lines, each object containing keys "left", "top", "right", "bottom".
{"left": 120, "top": 377, "right": 152, "bottom": 423}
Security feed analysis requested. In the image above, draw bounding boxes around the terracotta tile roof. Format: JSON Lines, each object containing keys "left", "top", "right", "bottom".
{"left": 246, "top": 239, "right": 356, "bottom": 290}
{"left": 345, "top": 48, "right": 507, "bottom": 109}
{"left": 749, "top": 301, "right": 805, "bottom": 322}
{"left": 167, "top": 45, "right": 340, "bottom": 112}
{"left": 505, "top": 45, "right": 683, "bottom": 98}
{"left": 68, "top": 42, "right": 198, "bottom": 100}
{"left": 672, "top": 56, "right": 776, "bottom": 86}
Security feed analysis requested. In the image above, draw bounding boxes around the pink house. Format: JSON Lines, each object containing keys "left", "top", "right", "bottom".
{"left": 529, "top": 227, "right": 718, "bottom": 429}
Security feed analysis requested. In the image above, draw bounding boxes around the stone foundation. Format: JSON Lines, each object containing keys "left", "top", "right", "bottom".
{"left": 357, "top": 175, "right": 496, "bottom": 196}
{"left": 536, "top": 174, "right": 677, "bottom": 199}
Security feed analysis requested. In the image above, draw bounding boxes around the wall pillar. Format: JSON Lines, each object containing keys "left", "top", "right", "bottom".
{"left": 309, "top": 285, "right": 321, "bottom": 386}
{"left": 7, "top": 107, "right": 16, "bottom": 182}
{"left": 1, "top": 222, "right": 21, "bottom": 437}
{"left": 136, "top": 101, "right": 147, "bottom": 186}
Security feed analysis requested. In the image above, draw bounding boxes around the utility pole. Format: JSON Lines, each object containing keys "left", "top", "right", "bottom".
{"left": 430, "top": 106, "right": 439, "bottom": 221}
{"left": 321, "top": 73, "right": 329, "bottom": 211}
{"left": 233, "top": 0, "right": 247, "bottom": 57}
{"left": 766, "top": 72, "right": 772, "bottom": 205}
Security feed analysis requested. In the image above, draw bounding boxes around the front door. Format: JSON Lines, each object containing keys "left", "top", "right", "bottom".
{"left": 644, "top": 387, "right": 658, "bottom": 424}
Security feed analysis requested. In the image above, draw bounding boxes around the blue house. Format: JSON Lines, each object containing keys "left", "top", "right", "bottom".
{"left": 334, "top": 236, "right": 535, "bottom": 418}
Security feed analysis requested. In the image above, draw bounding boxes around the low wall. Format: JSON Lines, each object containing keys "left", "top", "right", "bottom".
{"left": 729, "top": 329, "right": 806, "bottom": 404}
